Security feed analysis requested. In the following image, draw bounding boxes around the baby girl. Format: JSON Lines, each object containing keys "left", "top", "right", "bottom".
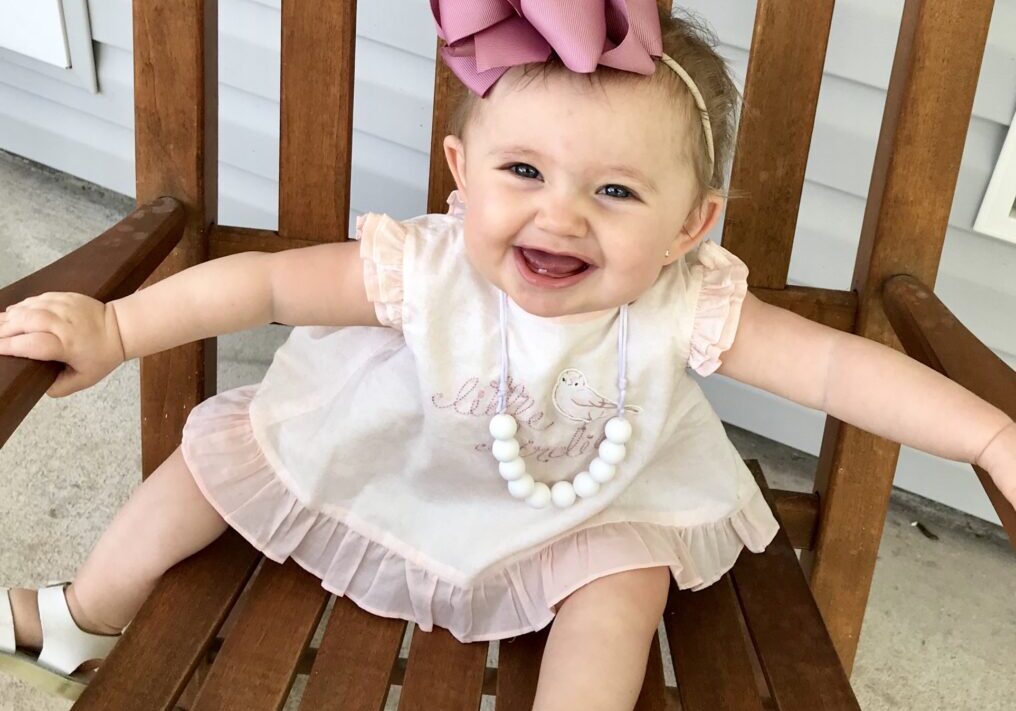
{"left": 1, "top": 2, "right": 1014, "bottom": 709}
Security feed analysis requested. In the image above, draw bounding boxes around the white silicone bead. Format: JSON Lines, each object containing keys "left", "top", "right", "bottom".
{"left": 551, "top": 481, "right": 577, "bottom": 508}
{"left": 598, "top": 440, "right": 626, "bottom": 465}
{"left": 508, "top": 473, "right": 535, "bottom": 498}
{"left": 604, "top": 417, "right": 632, "bottom": 444}
{"left": 492, "top": 438, "right": 521, "bottom": 462}
{"left": 589, "top": 457, "right": 616, "bottom": 483}
{"left": 489, "top": 414, "right": 518, "bottom": 440}
{"left": 498, "top": 458, "right": 527, "bottom": 481}
{"left": 573, "top": 471, "right": 600, "bottom": 497}
{"left": 526, "top": 482, "right": 552, "bottom": 509}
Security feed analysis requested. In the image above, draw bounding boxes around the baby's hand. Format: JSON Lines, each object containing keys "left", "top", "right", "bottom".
{"left": 0, "top": 292, "right": 126, "bottom": 397}
{"left": 977, "top": 421, "right": 1016, "bottom": 511}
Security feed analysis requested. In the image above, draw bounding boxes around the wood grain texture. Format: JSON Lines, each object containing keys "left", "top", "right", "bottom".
{"left": 210, "top": 225, "right": 322, "bottom": 258}
{"left": 74, "top": 531, "right": 260, "bottom": 710}
{"left": 398, "top": 626, "right": 487, "bottom": 711}
{"left": 495, "top": 626, "right": 550, "bottom": 711}
{"left": 279, "top": 0, "right": 356, "bottom": 242}
{"left": 733, "top": 461, "right": 860, "bottom": 710}
{"left": 721, "top": 0, "right": 834, "bottom": 289}
{"left": 801, "top": 0, "right": 996, "bottom": 673}
{"left": 298, "top": 597, "right": 405, "bottom": 711}
{"left": 191, "top": 560, "right": 329, "bottom": 710}
{"left": 132, "top": 0, "right": 218, "bottom": 478}
{"left": 751, "top": 286, "right": 856, "bottom": 333}
{"left": 665, "top": 576, "right": 765, "bottom": 711}
{"left": 770, "top": 489, "right": 819, "bottom": 550}
{"left": 0, "top": 198, "right": 184, "bottom": 448}
{"left": 427, "top": 49, "right": 466, "bottom": 215}
{"left": 883, "top": 275, "right": 1016, "bottom": 546}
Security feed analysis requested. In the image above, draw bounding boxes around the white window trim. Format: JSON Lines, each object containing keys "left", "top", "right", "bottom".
{"left": 975, "top": 108, "right": 1016, "bottom": 245}
{"left": 0, "top": 0, "right": 98, "bottom": 94}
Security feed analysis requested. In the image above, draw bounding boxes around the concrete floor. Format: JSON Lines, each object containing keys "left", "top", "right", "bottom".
{"left": 0, "top": 149, "right": 1013, "bottom": 710}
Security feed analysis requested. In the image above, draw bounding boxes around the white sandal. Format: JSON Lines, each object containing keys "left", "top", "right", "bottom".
{"left": 0, "top": 583, "right": 121, "bottom": 700}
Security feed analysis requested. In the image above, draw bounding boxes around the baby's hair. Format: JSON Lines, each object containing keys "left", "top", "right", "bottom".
{"left": 448, "top": 6, "right": 741, "bottom": 207}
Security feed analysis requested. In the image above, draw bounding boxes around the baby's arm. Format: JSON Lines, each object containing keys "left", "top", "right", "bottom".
{"left": 112, "top": 240, "right": 378, "bottom": 359}
{"left": 0, "top": 241, "right": 377, "bottom": 396}
{"left": 717, "top": 292, "right": 1014, "bottom": 478}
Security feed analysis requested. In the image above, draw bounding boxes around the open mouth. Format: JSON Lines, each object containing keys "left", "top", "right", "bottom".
{"left": 514, "top": 247, "right": 595, "bottom": 289}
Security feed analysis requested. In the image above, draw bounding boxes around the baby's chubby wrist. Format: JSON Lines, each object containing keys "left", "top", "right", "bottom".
{"left": 105, "top": 300, "right": 128, "bottom": 364}
{"left": 975, "top": 419, "right": 1016, "bottom": 471}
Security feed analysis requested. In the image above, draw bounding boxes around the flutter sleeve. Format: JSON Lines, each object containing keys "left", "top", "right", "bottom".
{"left": 355, "top": 213, "right": 409, "bottom": 330}
{"left": 686, "top": 239, "right": 750, "bottom": 376}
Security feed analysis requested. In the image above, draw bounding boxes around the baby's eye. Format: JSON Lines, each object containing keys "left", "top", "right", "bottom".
{"left": 600, "top": 184, "right": 636, "bottom": 200}
{"left": 506, "top": 163, "right": 541, "bottom": 180}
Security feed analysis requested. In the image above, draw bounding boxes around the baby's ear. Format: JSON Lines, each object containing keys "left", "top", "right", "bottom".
{"left": 443, "top": 135, "right": 469, "bottom": 201}
{"left": 664, "top": 195, "right": 725, "bottom": 264}
{"left": 681, "top": 196, "right": 724, "bottom": 245}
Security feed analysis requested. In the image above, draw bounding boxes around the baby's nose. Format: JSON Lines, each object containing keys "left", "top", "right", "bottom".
{"left": 533, "top": 193, "right": 589, "bottom": 239}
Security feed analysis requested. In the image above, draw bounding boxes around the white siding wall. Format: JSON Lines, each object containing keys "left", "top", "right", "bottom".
{"left": 0, "top": 0, "right": 1013, "bottom": 523}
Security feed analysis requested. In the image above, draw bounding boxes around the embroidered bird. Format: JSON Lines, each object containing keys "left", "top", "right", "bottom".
{"left": 551, "top": 368, "right": 642, "bottom": 424}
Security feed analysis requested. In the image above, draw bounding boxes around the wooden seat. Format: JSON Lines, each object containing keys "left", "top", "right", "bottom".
{"left": 1, "top": 0, "right": 1013, "bottom": 708}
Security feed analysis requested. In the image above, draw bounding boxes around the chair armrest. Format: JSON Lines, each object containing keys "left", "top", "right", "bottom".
{"left": 883, "top": 274, "right": 1016, "bottom": 549}
{"left": 0, "top": 196, "right": 186, "bottom": 448}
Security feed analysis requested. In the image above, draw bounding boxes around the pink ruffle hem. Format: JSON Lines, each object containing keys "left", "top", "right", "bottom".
{"left": 181, "top": 385, "right": 778, "bottom": 643}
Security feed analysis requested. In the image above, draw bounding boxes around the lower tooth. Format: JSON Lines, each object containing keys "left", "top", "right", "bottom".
{"left": 537, "top": 268, "right": 548, "bottom": 274}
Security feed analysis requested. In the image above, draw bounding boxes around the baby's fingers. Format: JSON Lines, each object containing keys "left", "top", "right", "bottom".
{"left": 0, "top": 306, "right": 64, "bottom": 339}
{"left": 0, "top": 331, "right": 64, "bottom": 362}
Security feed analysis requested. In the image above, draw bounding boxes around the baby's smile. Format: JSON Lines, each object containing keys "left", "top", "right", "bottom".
{"left": 513, "top": 246, "right": 597, "bottom": 290}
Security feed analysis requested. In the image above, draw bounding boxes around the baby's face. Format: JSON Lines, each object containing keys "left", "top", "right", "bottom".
{"left": 445, "top": 67, "right": 722, "bottom": 318}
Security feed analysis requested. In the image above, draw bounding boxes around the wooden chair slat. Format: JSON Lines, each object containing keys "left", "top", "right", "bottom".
{"left": 752, "top": 286, "right": 856, "bottom": 333}
{"left": 732, "top": 462, "right": 859, "bottom": 711}
{"left": 191, "top": 560, "right": 330, "bottom": 711}
{"left": 770, "top": 490, "right": 818, "bottom": 550}
{"left": 133, "top": 0, "right": 219, "bottom": 475}
{"left": 883, "top": 275, "right": 1016, "bottom": 545}
{"left": 664, "top": 576, "right": 765, "bottom": 711}
{"left": 210, "top": 226, "right": 320, "bottom": 258}
{"left": 427, "top": 53, "right": 467, "bottom": 215}
{"left": 633, "top": 631, "right": 669, "bottom": 711}
{"left": 801, "top": 0, "right": 996, "bottom": 672}
{"left": 73, "top": 532, "right": 260, "bottom": 711}
{"left": 495, "top": 626, "right": 550, "bottom": 711}
{"left": 398, "top": 627, "right": 488, "bottom": 711}
{"left": 721, "top": 0, "right": 835, "bottom": 288}
{"left": 0, "top": 198, "right": 185, "bottom": 448}
{"left": 299, "top": 597, "right": 406, "bottom": 711}
{"left": 279, "top": 0, "right": 356, "bottom": 241}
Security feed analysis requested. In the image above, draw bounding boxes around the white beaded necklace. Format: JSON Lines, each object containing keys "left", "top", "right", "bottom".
{"left": 488, "top": 291, "right": 633, "bottom": 509}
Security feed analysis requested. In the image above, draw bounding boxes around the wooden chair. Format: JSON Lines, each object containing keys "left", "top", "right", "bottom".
{"left": 1, "top": 0, "right": 1012, "bottom": 708}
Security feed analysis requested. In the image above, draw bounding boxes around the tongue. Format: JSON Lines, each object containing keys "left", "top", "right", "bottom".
{"left": 522, "top": 248, "right": 587, "bottom": 277}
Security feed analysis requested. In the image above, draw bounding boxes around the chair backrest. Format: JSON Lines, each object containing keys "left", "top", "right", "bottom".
{"left": 128, "top": 0, "right": 995, "bottom": 675}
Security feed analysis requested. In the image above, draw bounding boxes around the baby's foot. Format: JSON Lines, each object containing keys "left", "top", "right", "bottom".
{"left": 8, "top": 586, "right": 118, "bottom": 671}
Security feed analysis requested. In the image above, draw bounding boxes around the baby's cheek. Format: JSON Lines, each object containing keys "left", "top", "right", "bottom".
{"left": 610, "top": 256, "right": 663, "bottom": 300}
{"left": 462, "top": 228, "right": 506, "bottom": 288}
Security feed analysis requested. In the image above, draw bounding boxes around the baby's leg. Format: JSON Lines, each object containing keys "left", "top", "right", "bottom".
{"left": 532, "top": 566, "right": 671, "bottom": 711}
{"left": 10, "top": 446, "right": 227, "bottom": 647}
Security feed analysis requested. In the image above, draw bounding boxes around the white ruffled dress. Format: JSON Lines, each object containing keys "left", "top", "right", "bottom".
{"left": 180, "top": 192, "right": 780, "bottom": 643}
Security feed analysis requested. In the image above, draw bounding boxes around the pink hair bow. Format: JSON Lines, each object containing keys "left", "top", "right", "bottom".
{"left": 430, "top": 0, "right": 664, "bottom": 96}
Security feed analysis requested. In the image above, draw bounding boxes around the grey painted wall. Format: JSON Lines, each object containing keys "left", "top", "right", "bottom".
{"left": 0, "top": 0, "right": 1013, "bottom": 523}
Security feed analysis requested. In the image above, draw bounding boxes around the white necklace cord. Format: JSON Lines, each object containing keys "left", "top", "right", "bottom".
{"left": 491, "top": 291, "right": 633, "bottom": 509}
